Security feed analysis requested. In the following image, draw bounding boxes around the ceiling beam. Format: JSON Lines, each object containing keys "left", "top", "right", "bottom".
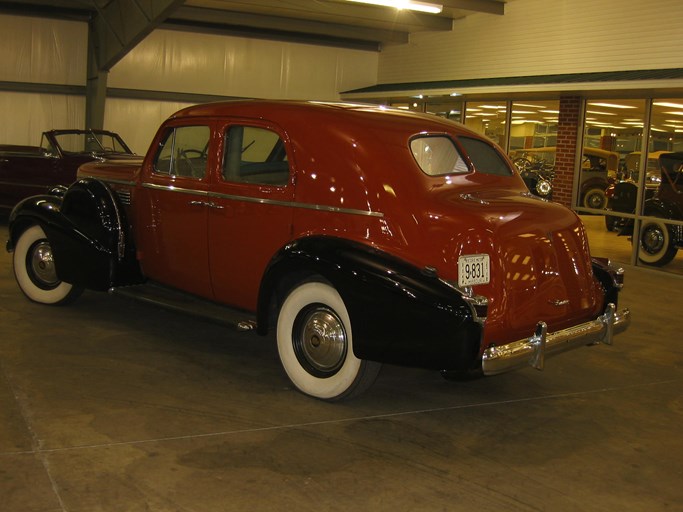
{"left": 168, "top": 6, "right": 416, "bottom": 47}
{"left": 90, "top": 0, "right": 185, "bottom": 71}
{"left": 200, "top": 1, "right": 454, "bottom": 32}
{"left": 442, "top": 0, "right": 505, "bottom": 15}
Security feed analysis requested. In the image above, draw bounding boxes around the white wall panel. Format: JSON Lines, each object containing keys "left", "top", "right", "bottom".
{"left": 0, "top": 15, "right": 86, "bottom": 85}
{"left": 378, "top": 0, "right": 683, "bottom": 84}
{"left": 0, "top": 91, "right": 84, "bottom": 145}
{"left": 104, "top": 99, "right": 195, "bottom": 155}
{"left": 108, "top": 29, "right": 378, "bottom": 100}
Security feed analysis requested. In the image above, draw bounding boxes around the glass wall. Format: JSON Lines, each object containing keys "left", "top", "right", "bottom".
{"left": 579, "top": 98, "right": 683, "bottom": 276}
{"left": 376, "top": 92, "right": 683, "bottom": 276}
{"left": 390, "top": 97, "right": 463, "bottom": 121}
{"left": 464, "top": 101, "right": 507, "bottom": 147}
{"left": 505, "top": 101, "right": 559, "bottom": 201}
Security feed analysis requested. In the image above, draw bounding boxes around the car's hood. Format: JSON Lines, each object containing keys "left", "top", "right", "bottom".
{"left": 76, "top": 157, "right": 144, "bottom": 182}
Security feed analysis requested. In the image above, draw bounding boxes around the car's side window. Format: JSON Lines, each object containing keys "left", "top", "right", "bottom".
{"left": 223, "top": 125, "right": 289, "bottom": 186}
{"left": 154, "top": 125, "right": 210, "bottom": 179}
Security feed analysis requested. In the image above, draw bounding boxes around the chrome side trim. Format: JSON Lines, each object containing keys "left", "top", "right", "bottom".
{"left": 481, "top": 304, "right": 631, "bottom": 376}
{"left": 140, "top": 181, "right": 384, "bottom": 218}
{"left": 96, "top": 178, "right": 136, "bottom": 187}
{"left": 142, "top": 182, "right": 209, "bottom": 197}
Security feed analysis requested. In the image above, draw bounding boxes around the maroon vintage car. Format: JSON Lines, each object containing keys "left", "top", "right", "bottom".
{"left": 6, "top": 101, "right": 630, "bottom": 401}
{"left": 0, "top": 129, "right": 138, "bottom": 213}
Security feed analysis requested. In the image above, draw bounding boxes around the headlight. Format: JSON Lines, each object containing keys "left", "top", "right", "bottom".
{"left": 536, "top": 179, "right": 552, "bottom": 197}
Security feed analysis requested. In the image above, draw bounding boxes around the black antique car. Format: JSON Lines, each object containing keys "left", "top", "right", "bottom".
{"left": 0, "top": 129, "right": 138, "bottom": 213}
{"left": 611, "top": 151, "right": 683, "bottom": 266}
{"left": 512, "top": 155, "right": 554, "bottom": 199}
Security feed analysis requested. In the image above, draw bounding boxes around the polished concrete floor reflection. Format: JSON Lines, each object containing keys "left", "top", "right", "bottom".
{"left": 1, "top": 218, "right": 682, "bottom": 512}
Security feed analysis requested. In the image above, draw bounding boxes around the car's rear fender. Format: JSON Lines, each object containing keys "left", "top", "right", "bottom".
{"left": 591, "top": 257, "right": 625, "bottom": 308}
{"left": 258, "top": 236, "right": 484, "bottom": 371}
{"left": 7, "top": 179, "right": 142, "bottom": 290}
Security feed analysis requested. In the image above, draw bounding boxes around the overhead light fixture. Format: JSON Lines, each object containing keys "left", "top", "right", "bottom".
{"left": 588, "top": 102, "right": 636, "bottom": 109}
{"left": 654, "top": 102, "right": 683, "bottom": 109}
{"left": 345, "top": 0, "right": 443, "bottom": 14}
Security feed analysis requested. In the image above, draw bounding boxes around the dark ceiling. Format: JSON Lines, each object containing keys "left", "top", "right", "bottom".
{"left": 0, "top": 0, "right": 505, "bottom": 52}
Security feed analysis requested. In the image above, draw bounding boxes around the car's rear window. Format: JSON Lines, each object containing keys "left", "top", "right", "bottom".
{"left": 410, "top": 136, "right": 469, "bottom": 176}
{"left": 457, "top": 136, "right": 512, "bottom": 176}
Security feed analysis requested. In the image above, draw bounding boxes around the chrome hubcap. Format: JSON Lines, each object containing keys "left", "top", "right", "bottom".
{"left": 587, "top": 192, "right": 605, "bottom": 209}
{"left": 29, "top": 241, "right": 59, "bottom": 287}
{"left": 294, "top": 306, "right": 347, "bottom": 376}
{"left": 643, "top": 226, "right": 664, "bottom": 254}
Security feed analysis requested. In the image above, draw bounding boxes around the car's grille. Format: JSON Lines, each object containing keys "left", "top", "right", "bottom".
{"left": 115, "top": 188, "right": 132, "bottom": 205}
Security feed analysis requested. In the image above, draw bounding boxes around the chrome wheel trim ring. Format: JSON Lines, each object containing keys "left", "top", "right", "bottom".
{"left": 28, "top": 240, "right": 60, "bottom": 288}
{"left": 293, "top": 306, "right": 347, "bottom": 377}
{"left": 642, "top": 224, "right": 665, "bottom": 254}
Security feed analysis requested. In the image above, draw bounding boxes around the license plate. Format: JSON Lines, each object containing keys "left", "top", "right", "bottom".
{"left": 458, "top": 254, "right": 490, "bottom": 287}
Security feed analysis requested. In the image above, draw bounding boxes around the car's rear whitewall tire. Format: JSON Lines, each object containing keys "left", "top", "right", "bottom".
{"left": 637, "top": 219, "right": 678, "bottom": 267}
{"left": 276, "top": 281, "right": 380, "bottom": 401}
{"left": 13, "top": 225, "right": 83, "bottom": 305}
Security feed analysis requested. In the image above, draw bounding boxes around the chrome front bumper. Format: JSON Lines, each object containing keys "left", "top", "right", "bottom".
{"left": 481, "top": 304, "right": 631, "bottom": 376}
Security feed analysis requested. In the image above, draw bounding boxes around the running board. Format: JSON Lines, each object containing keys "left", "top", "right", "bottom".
{"left": 109, "top": 283, "right": 257, "bottom": 331}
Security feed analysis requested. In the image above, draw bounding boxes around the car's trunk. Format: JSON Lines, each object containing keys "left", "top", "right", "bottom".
{"left": 434, "top": 188, "right": 606, "bottom": 350}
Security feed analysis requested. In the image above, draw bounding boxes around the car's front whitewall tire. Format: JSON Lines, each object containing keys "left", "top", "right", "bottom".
{"left": 13, "top": 225, "right": 82, "bottom": 305}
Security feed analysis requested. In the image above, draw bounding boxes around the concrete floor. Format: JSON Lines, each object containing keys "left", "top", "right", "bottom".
{"left": 1, "top": 217, "right": 682, "bottom": 512}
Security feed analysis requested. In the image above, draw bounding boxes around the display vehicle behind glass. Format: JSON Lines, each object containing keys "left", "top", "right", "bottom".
{"left": 611, "top": 151, "right": 683, "bottom": 266}
{"left": 5, "top": 101, "right": 631, "bottom": 401}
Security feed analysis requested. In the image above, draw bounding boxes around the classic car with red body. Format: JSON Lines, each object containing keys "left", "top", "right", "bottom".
{"left": 6, "top": 101, "right": 631, "bottom": 400}
{"left": 0, "top": 129, "right": 137, "bottom": 213}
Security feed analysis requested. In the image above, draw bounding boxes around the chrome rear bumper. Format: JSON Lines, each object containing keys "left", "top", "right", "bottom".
{"left": 481, "top": 304, "right": 631, "bottom": 376}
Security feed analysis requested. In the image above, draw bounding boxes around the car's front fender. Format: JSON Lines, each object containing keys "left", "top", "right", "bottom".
{"left": 7, "top": 179, "right": 142, "bottom": 290}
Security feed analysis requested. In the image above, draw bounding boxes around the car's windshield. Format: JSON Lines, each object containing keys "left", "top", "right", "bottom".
{"left": 53, "top": 131, "right": 130, "bottom": 155}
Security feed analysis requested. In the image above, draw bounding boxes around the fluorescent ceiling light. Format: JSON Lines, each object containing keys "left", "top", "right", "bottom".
{"left": 654, "top": 102, "right": 683, "bottom": 109}
{"left": 587, "top": 110, "right": 617, "bottom": 116}
{"left": 345, "top": 0, "right": 443, "bottom": 14}
{"left": 664, "top": 111, "right": 683, "bottom": 116}
{"left": 588, "top": 102, "right": 637, "bottom": 109}
{"left": 513, "top": 103, "right": 546, "bottom": 109}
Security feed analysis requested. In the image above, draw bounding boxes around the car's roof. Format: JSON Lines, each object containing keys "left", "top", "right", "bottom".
{"left": 170, "top": 99, "right": 464, "bottom": 133}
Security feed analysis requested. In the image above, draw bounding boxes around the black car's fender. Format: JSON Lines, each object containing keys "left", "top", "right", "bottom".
{"left": 258, "top": 236, "right": 484, "bottom": 371}
{"left": 8, "top": 178, "right": 142, "bottom": 290}
{"left": 644, "top": 197, "right": 683, "bottom": 221}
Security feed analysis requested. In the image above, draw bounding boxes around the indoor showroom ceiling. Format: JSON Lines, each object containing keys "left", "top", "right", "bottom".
{"left": 0, "top": 0, "right": 506, "bottom": 51}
